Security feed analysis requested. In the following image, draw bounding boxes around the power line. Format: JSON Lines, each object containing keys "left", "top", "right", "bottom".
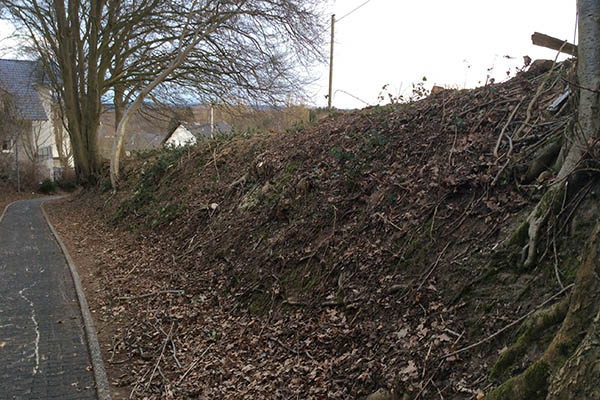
{"left": 326, "top": 0, "right": 377, "bottom": 109}
{"left": 334, "top": 89, "right": 370, "bottom": 106}
{"left": 336, "top": 0, "right": 375, "bottom": 23}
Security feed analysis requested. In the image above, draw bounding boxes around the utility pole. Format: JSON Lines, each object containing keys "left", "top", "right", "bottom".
{"left": 328, "top": 14, "right": 335, "bottom": 110}
{"left": 15, "top": 136, "right": 20, "bottom": 192}
{"left": 210, "top": 103, "right": 214, "bottom": 139}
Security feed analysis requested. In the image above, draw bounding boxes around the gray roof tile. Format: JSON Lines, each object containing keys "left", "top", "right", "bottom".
{"left": 0, "top": 59, "right": 49, "bottom": 121}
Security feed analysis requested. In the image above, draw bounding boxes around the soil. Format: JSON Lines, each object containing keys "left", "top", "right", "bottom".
{"left": 45, "top": 58, "right": 580, "bottom": 399}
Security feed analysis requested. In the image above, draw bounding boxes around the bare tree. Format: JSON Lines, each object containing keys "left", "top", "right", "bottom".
{"left": 106, "top": 0, "right": 325, "bottom": 188}
{"left": 51, "top": 101, "right": 73, "bottom": 172}
{"left": 1, "top": 0, "right": 325, "bottom": 185}
{"left": 20, "top": 120, "right": 53, "bottom": 181}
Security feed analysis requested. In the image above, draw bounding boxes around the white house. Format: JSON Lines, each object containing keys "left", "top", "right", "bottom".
{"left": 163, "top": 121, "right": 232, "bottom": 147}
{"left": 0, "top": 59, "right": 70, "bottom": 181}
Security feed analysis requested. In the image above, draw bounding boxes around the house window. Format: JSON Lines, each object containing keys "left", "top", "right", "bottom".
{"left": 38, "top": 145, "right": 52, "bottom": 161}
{"left": 2, "top": 139, "right": 13, "bottom": 153}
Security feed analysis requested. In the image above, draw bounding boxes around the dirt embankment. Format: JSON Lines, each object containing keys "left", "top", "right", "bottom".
{"left": 47, "top": 59, "right": 580, "bottom": 399}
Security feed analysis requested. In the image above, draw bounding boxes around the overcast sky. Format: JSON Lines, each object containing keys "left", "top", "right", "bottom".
{"left": 0, "top": 1, "right": 577, "bottom": 110}
{"left": 315, "top": 0, "right": 576, "bottom": 109}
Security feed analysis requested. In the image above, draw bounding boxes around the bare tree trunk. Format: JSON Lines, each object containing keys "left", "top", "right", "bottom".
{"left": 487, "top": 1, "right": 600, "bottom": 398}
{"left": 110, "top": 57, "right": 185, "bottom": 188}
{"left": 15, "top": 132, "right": 19, "bottom": 191}
{"left": 113, "top": 83, "right": 128, "bottom": 159}
{"left": 523, "top": 0, "right": 600, "bottom": 268}
{"left": 545, "top": 2, "right": 600, "bottom": 396}
{"left": 109, "top": 8, "right": 231, "bottom": 189}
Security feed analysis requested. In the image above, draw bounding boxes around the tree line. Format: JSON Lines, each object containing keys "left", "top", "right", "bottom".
{"left": 0, "top": 0, "right": 326, "bottom": 186}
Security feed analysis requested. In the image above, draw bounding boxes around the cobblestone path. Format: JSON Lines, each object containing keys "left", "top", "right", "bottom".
{"left": 0, "top": 199, "right": 96, "bottom": 399}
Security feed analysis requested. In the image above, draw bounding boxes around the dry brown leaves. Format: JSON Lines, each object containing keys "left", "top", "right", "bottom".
{"left": 46, "top": 59, "right": 575, "bottom": 399}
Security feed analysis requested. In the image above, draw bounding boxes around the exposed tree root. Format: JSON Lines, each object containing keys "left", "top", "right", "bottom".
{"left": 489, "top": 296, "right": 569, "bottom": 381}
{"left": 523, "top": 137, "right": 563, "bottom": 184}
{"left": 486, "top": 221, "right": 600, "bottom": 399}
{"left": 485, "top": 360, "right": 552, "bottom": 400}
{"left": 547, "top": 308, "right": 600, "bottom": 399}
{"left": 523, "top": 184, "right": 566, "bottom": 268}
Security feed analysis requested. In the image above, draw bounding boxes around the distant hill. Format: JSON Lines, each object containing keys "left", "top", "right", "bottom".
{"left": 97, "top": 103, "right": 315, "bottom": 158}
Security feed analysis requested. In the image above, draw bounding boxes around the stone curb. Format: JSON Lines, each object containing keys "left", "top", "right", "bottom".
{"left": 40, "top": 198, "right": 112, "bottom": 400}
{"left": 0, "top": 199, "right": 20, "bottom": 223}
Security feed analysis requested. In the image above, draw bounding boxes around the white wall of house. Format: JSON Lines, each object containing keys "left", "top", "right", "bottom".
{"left": 31, "top": 119, "right": 54, "bottom": 179}
{"left": 37, "top": 84, "right": 72, "bottom": 177}
{"left": 0, "top": 126, "right": 52, "bottom": 183}
{"left": 4, "top": 85, "right": 71, "bottom": 182}
{"left": 33, "top": 85, "right": 57, "bottom": 179}
{"left": 165, "top": 125, "right": 197, "bottom": 147}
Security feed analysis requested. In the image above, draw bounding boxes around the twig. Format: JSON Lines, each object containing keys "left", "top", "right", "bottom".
{"left": 252, "top": 235, "right": 264, "bottom": 251}
{"left": 429, "top": 204, "right": 439, "bottom": 240}
{"left": 145, "top": 322, "right": 174, "bottom": 390}
{"left": 212, "top": 145, "right": 220, "bottom": 181}
{"left": 440, "top": 283, "right": 574, "bottom": 359}
{"left": 170, "top": 336, "right": 182, "bottom": 369}
{"left": 416, "top": 243, "right": 450, "bottom": 291}
{"left": 448, "top": 126, "right": 458, "bottom": 166}
{"left": 491, "top": 132, "right": 514, "bottom": 187}
{"left": 552, "top": 232, "right": 564, "bottom": 290}
{"left": 556, "top": 181, "right": 593, "bottom": 237}
{"left": 415, "top": 359, "right": 445, "bottom": 399}
{"left": 514, "top": 45, "right": 564, "bottom": 140}
{"left": 494, "top": 96, "right": 524, "bottom": 158}
{"left": 158, "top": 366, "right": 169, "bottom": 386}
{"left": 129, "top": 366, "right": 152, "bottom": 399}
{"left": 458, "top": 98, "right": 516, "bottom": 118}
{"left": 561, "top": 76, "right": 600, "bottom": 94}
{"left": 451, "top": 331, "right": 464, "bottom": 348}
{"left": 379, "top": 212, "right": 403, "bottom": 232}
{"left": 176, "top": 343, "right": 214, "bottom": 385}
{"left": 117, "top": 290, "right": 185, "bottom": 301}
{"left": 123, "top": 263, "right": 138, "bottom": 278}
{"left": 179, "top": 231, "right": 227, "bottom": 259}
{"left": 109, "top": 336, "right": 118, "bottom": 363}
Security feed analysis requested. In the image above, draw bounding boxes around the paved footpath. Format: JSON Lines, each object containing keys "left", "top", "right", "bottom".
{"left": 0, "top": 199, "right": 97, "bottom": 399}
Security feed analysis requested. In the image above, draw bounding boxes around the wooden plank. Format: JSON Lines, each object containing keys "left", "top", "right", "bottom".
{"left": 531, "top": 32, "right": 578, "bottom": 57}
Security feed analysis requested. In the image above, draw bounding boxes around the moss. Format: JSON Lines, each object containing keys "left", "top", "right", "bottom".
{"left": 507, "top": 221, "right": 530, "bottom": 248}
{"left": 515, "top": 277, "right": 533, "bottom": 299}
{"left": 486, "top": 361, "right": 551, "bottom": 400}
{"left": 247, "top": 292, "right": 270, "bottom": 315}
{"left": 451, "top": 264, "right": 497, "bottom": 303}
{"left": 490, "top": 301, "right": 567, "bottom": 380}
{"left": 561, "top": 255, "right": 581, "bottom": 283}
{"left": 537, "top": 185, "right": 566, "bottom": 219}
{"left": 484, "top": 300, "right": 498, "bottom": 313}
{"left": 239, "top": 185, "right": 261, "bottom": 211}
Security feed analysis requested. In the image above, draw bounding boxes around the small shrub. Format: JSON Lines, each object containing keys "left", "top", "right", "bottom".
{"left": 57, "top": 180, "right": 78, "bottom": 192}
{"left": 113, "top": 145, "right": 189, "bottom": 223}
{"left": 56, "top": 170, "right": 78, "bottom": 192}
{"left": 38, "top": 178, "right": 57, "bottom": 194}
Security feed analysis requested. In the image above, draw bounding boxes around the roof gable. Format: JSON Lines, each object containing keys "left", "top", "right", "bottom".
{"left": 163, "top": 121, "right": 232, "bottom": 144}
